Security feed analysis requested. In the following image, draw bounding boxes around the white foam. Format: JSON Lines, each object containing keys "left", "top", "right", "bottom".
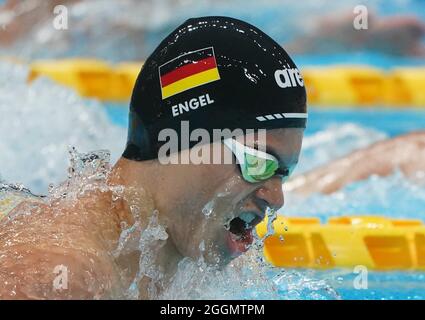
{"left": 0, "top": 62, "right": 126, "bottom": 194}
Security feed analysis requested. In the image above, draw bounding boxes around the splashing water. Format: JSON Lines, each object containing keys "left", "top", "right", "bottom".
{"left": 125, "top": 211, "right": 169, "bottom": 300}
{"left": 0, "top": 146, "right": 341, "bottom": 299}
{"left": 160, "top": 246, "right": 340, "bottom": 300}
{"left": 161, "top": 178, "right": 339, "bottom": 300}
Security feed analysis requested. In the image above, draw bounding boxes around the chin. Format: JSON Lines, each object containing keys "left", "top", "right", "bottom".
{"left": 209, "top": 230, "right": 254, "bottom": 267}
{"left": 197, "top": 235, "right": 233, "bottom": 268}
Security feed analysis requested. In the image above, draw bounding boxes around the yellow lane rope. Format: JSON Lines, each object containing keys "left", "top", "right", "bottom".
{"left": 24, "top": 59, "right": 425, "bottom": 106}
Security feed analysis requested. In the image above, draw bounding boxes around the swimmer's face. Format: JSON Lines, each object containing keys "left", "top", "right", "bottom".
{"left": 165, "top": 128, "right": 303, "bottom": 267}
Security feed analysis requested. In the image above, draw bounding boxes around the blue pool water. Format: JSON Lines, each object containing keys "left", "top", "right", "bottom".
{"left": 268, "top": 269, "right": 425, "bottom": 300}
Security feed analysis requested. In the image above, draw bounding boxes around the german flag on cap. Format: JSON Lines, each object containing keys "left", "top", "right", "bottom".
{"left": 159, "top": 47, "right": 220, "bottom": 99}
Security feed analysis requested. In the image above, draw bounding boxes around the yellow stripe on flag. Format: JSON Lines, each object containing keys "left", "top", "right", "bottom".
{"left": 162, "top": 68, "right": 220, "bottom": 99}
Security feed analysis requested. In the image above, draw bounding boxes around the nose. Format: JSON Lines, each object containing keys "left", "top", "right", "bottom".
{"left": 255, "top": 177, "right": 285, "bottom": 211}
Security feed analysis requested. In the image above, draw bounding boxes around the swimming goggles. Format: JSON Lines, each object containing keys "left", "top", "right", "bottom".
{"left": 223, "top": 138, "right": 294, "bottom": 183}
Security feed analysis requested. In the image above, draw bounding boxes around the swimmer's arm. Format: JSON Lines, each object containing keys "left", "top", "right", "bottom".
{"left": 0, "top": 242, "right": 120, "bottom": 299}
{"left": 286, "top": 131, "right": 425, "bottom": 195}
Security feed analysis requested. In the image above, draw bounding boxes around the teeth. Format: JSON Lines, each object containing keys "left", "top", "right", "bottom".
{"left": 238, "top": 212, "right": 257, "bottom": 225}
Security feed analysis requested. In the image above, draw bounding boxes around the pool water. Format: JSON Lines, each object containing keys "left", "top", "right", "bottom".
{"left": 271, "top": 269, "right": 425, "bottom": 300}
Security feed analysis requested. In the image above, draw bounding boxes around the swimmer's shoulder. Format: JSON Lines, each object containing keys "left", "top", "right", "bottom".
{"left": 0, "top": 202, "right": 123, "bottom": 299}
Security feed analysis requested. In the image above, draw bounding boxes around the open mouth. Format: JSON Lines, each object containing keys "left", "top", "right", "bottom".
{"left": 225, "top": 211, "right": 264, "bottom": 256}
{"left": 227, "top": 212, "right": 262, "bottom": 238}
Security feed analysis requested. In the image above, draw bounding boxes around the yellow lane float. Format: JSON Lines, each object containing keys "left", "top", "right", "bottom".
{"left": 28, "top": 59, "right": 143, "bottom": 101}
{"left": 302, "top": 66, "right": 425, "bottom": 107}
{"left": 256, "top": 216, "right": 425, "bottom": 270}
{"left": 302, "top": 66, "right": 386, "bottom": 106}
{"left": 26, "top": 59, "right": 425, "bottom": 106}
{"left": 112, "top": 62, "right": 142, "bottom": 100}
{"left": 383, "top": 68, "right": 425, "bottom": 107}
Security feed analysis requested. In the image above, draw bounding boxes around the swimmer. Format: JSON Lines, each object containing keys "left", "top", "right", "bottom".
{"left": 0, "top": 0, "right": 77, "bottom": 46}
{"left": 286, "top": 131, "right": 425, "bottom": 196}
{"left": 286, "top": 11, "right": 425, "bottom": 57}
{"left": 0, "top": 16, "right": 307, "bottom": 299}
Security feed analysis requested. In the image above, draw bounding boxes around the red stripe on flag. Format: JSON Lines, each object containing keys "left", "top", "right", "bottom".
{"left": 160, "top": 57, "right": 217, "bottom": 87}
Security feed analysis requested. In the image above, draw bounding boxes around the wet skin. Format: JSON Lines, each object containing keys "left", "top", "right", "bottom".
{"left": 0, "top": 128, "right": 303, "bottom": 299}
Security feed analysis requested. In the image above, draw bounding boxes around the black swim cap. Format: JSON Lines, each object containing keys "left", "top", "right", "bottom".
{"left": 123, "top": 16, "right": 307, "bottom": 161}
